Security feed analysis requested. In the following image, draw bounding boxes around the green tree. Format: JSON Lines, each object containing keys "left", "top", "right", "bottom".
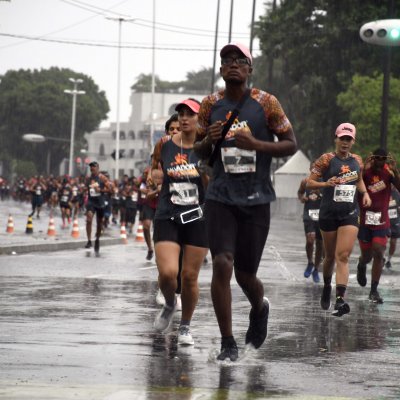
{"left": 337, "top": 73, "right": 400, "bottom": 159}
{"left": 131, "top": 67, "right": 216, "bottom": 94}
{"left": 254, "top": 0, "right": 400, "bottom": 159}
{"left": 0, "top": 67, "right": 109, "bottom": 176}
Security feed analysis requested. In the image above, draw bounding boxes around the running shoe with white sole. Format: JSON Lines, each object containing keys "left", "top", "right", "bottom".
{"left": 153, "top": 303, "right": 176, "bottom": 332}
{"left": 177, "top": 325, "right": 194, "bottom": 346}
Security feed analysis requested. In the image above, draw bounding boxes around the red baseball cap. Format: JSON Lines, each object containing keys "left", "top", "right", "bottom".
{"left": 335, "top": 123, "right": 356, "bottom": 139}
{"left": 175, "top": 99, "right": 200, "bottom": 113}
{"left": 220, "top": 42, "right": 252, "bottom": 65}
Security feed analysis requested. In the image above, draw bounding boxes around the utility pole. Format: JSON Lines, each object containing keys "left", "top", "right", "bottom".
{"left": 150, "top": 0, "right": 156, "bottom": 152}
{"left": 106, "top": 16, "right": 135, "bottom": 179}
{"left": 211, "top": 0, "right": 220, "bottom": 93}
{"left": 228, "top": 0, "right": 234, "bottom": 42}
{"left": 64, "top": 78, "right": 85, "bottom": 177}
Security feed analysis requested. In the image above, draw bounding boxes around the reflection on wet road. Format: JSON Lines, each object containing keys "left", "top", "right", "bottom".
{"left": 1, "top": 217, "right": 400, "bottom": 399}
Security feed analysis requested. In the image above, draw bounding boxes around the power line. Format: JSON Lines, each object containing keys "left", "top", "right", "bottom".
{"left": 0, "top": 32, "right": 223, "bottom": 51}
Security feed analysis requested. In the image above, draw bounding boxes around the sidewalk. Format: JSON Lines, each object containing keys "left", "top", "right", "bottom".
{"left": 0, "top": 199, "right": 124, "bottom": 255}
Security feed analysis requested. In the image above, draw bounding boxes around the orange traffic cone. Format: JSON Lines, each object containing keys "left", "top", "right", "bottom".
{"left": 6, "top": 214, "right": 14, "bottom": 233}
{"left": 47, "top": 215, "right": 56, "bottom": 236}
{"left": 71, "top": 218, "right": 80, "bottom": 239}
{"left": 120, "top": 223, "right": 128, "bottom": 244}
{"left": 135, "top": 222, "right": 145, "bottom": 242}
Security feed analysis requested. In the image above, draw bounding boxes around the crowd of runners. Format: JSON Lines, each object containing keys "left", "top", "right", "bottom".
{"left": 2, "top": 41, "right": 400, "bottom": 362}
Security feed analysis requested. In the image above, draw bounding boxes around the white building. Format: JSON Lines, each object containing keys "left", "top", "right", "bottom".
{"left": 84, "top": 91, "right": 205, "bottom": 179}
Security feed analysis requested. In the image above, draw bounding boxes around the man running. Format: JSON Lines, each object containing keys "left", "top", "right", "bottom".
{"left": 196, "top": 42, "right": 297, "bottom": 360}
{"left": 85, "top": 161, "right": 113, "bottom": 255}
{"left": 356, "top": 149, "right": 400, "bottom": 303}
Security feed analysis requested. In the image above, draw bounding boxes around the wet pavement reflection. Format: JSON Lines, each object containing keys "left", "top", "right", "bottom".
{"left": 1, "top": 217, "right": 400, "bottom": 399}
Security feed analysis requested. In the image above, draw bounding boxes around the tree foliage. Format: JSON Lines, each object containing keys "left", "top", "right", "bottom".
{"left": 337, "top": 73, "right": 400, "bottom": 159}
{"left": 254, "top": 0, "right": 400, "bottom": 160}
{"left": 131, "top": 67, "right": 217, "bottom": 94}
{"left": 0, "top": 67, "right": 109, "bottom": 176}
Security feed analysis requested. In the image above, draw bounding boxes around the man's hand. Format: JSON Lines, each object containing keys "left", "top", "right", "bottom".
{"left": 207, "top": 121, "right": 224, "bottom": 143}
{"left": 235, "top": 127, "right": 257, "bottom": 150}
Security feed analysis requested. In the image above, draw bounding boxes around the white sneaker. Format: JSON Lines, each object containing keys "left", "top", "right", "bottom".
{"left": 154, "top": 303, "right": 176, "bottom": 332}
{"left": 177, "top": 325, "right": 194, "bottom": 346}
{"left": 155, "top": 289, "right": 165, "bottom": 306}
{"left": 175, "top": 294, "right": 182, "bottom": 311}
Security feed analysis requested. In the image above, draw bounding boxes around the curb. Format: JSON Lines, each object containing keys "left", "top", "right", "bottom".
{"left": 0, "top": 237, "right": 125, "bottom": 255}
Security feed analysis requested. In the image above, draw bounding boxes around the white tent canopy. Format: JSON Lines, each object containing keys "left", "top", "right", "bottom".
{"left": 274, "top": 150, "right": 311, "bottom": 198}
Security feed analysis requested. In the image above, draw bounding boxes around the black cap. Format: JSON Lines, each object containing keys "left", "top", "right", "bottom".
{"left": 89, "top": 161, "right": 99, "bottom": 167}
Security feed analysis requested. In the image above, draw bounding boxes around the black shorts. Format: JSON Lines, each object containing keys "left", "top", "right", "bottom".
{"left": 205, "top": 200, "right": 270, "bottom": 274}
{"left": 319, "top": 215, "right": 359, "bottom": 232}
{"left": 141, "top": 204, "right": 156, "bottom": 221}
{"left": 125, "top": 208, "right": 137, "bottom": 224}
{"left": 86, "top": 201, "right": 105, "bottom": 218}
{"left": 303, "top": 220, "right": 322, "bottom": 240}
{"left": 153, "top": 218, "right": 208, "bottom": 248}
{"left": 389, "top": 221, "right": 400, "bottom": 238}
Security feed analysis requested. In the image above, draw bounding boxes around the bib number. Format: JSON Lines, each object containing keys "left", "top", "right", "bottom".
{"left": 365, "top": 211, "right": 382, "bottom": 225}
{"left": 308, "top": 209, "right": 320, "bottom": 221}
{"left": 333, "top": 185, "right": 355, "bottom": 202}
{"left": 389, "top": 208, "right": 398, "bottom": 219}
{"left": 221, "top": 147, "right": 256, "bottom": 174}
{"left": 89, "top": 187, "right": 100, "bottom": 197}
{"left": 169, "top": 182, "right": 199, "bottom": 206}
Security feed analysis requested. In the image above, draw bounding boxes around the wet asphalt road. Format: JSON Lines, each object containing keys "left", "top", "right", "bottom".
{"left": 1, "top": 204, "right": 400, "bottom": 399}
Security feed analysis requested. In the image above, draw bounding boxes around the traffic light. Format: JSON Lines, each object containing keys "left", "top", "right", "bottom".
{"left": 360, "top": 19, "right": 400, "bottom": 46}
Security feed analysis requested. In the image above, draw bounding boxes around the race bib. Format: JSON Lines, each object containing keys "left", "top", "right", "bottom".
{"left": 61, "top": 195, "right": 68, "bottom": 202}
{"left": 131, "top": 192, "right": 138, "bottom": 202}
{"left": 308, "top": 209, "right": 320, "bottom": 221}
{"left": 72, "top": 189, "right": 78, "bottom": 197}
{"left": 35, "top": 188, "right": 42, "bottom": 195}
{"left": 389, "top": 208, "right": 398, "bottom": 219}
{"left": 89, "top": 187, "right": 100, "bottom": 197}
{"left": 221, "top": 147, "right": 256, "bottom": 174}
{"left": 169, "top": 182, "right": 199, "bottom": 205}
{"left": 365, "top": 211, "right": 382, "bottom": 225}
{"left": 333, "top": 185, "right": 356, "bottom": 202}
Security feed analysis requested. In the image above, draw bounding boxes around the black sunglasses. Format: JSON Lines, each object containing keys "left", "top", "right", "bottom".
{"left": 221, "top": 57, "right": 250, "bottom": 66}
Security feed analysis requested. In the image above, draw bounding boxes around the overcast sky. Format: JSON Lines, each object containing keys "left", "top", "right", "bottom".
{"left": 0, "top": 0, "right": 266, "bottom": 126}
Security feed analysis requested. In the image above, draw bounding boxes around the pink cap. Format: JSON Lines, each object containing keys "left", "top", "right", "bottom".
{"left": 175, "top": 99, "right": 200, "bottom": 114}
{"left": 220, "top": 42, "right": 252, "bottom": 65}
{"left": 335, "top": 123, "right": 356, "bottom": 139}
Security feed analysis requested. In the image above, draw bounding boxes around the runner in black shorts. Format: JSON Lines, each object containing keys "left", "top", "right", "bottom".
{"left": 152, "top": 98, "right": 208, "bottom": 347}
{"left": 307, "top": 123, "right": 371, "bottom": 317}
{"left": 196, "top": 42, "right": 297, "bottom": 361}
{"left": 85, "top": 161, "right": 113, "bottom": 255}
{"left": 385, "top": 186, "right": 400, "bottom": 269}
{"left": 298, "top": 174, "right": 323, "bottom": 282}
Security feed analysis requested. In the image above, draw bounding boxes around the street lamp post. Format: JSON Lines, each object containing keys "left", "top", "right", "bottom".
{"left": 22, "top": 133, "right": 70, "bottom": 175}
{"left": 64, "top": 78, "right": 85, "bottom": 177}
{"left": 106, "top": 16, "right": 135, "bottom": 179}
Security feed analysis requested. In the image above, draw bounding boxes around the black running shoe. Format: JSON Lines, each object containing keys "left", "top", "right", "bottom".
{"left": 85, "top": 241, "right": 92, "bottom": 249}
{"left": 385, "top": 260, "right": 392, "bottom": 269}
{"left": 217, "top": 337, "right": 238, "bottom": 362}
{"left": 357, "top": 262, "right": 367, "bottom": 287}
{"left": 320, "top": 284, "right": 332, "bottom": 310}
{"left": 332, "top": 296, "right": 350, "bottom": 317}
{"left": 369, "top": 290, "right": 384, "bottom": 304}
{"left": 94, "top": 238, "right": 100, "bottom": 254}
{"left": 245, "top": 297, "right": 269, "bottom": 349}
{"left": 146, "top": 250, "right": 154, "bottom": 261}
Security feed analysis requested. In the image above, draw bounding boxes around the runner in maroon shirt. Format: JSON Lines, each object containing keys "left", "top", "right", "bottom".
{"left": 356, "top": 148, "right": 400, "bottom": 303}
